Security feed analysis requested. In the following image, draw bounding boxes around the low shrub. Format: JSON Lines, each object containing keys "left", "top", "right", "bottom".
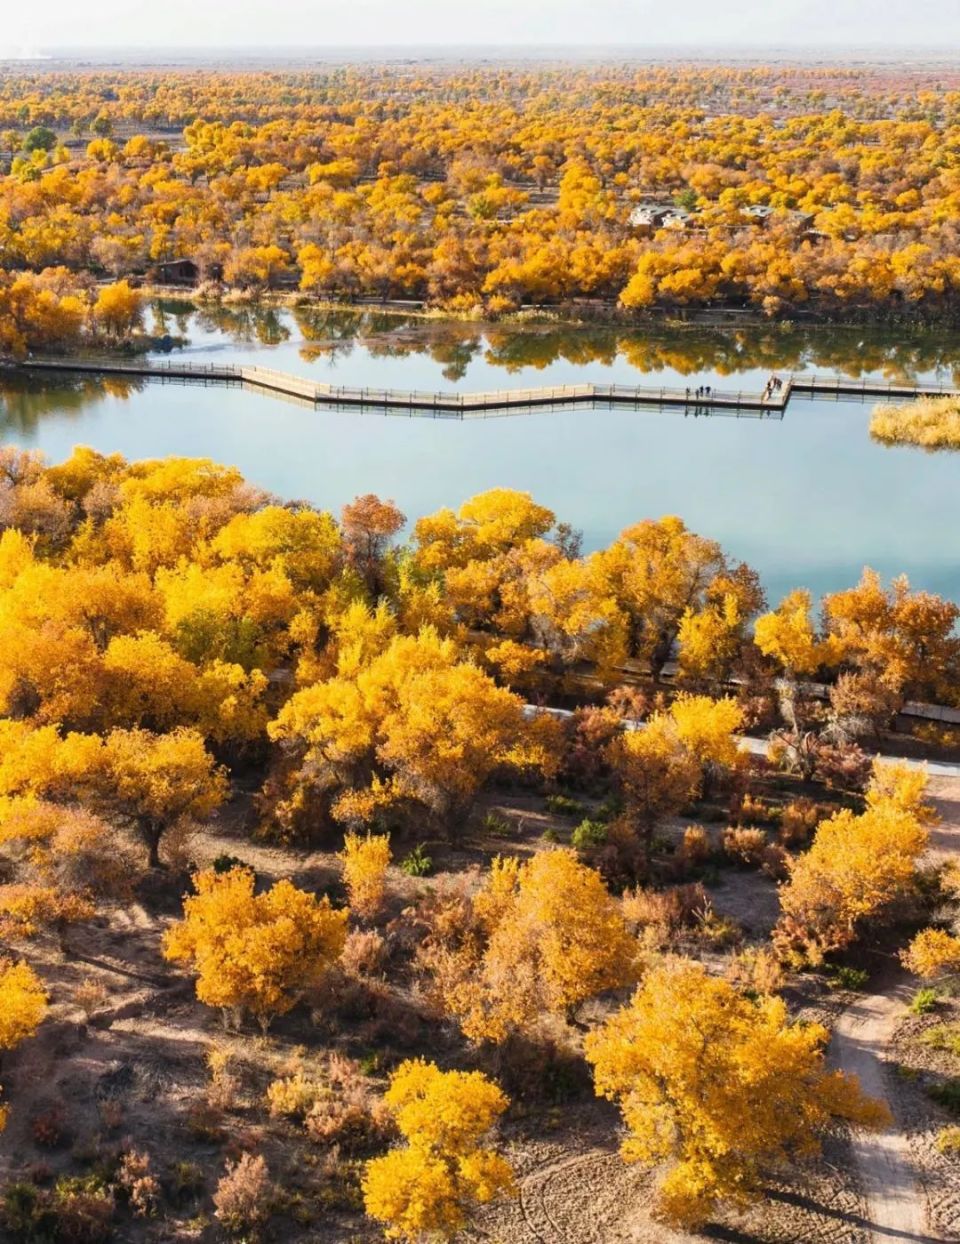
{"left": 52, "top": 1175, "right": 114, "bottom": 1244}
{"left": 205, "top": 1046, "right": 240, "bottom": 1110}
{"left": 571, "top": 819, "right": 608, "bottom": 851}
{"left": 73, "top": 978, "right": 109, "bottom": 1019}
{"left": 918, "top": 1025, "right": 960, "bottom": 1057}
{"left": 779, "top": 797, "right": 820, "bottom": 847}
{"left": 2, "top": 1181, "right": 58, "bottom": 1243}
{"left": 726, "top": 946, "right": 784, "bottom": 996}
{"left": 913, "top": 722, "right": 960, "bottom": 752}
{"left": 695, "top": 908, "right": 742, "bottom": 949}
{"left": 167, "top": 1161, "right": 205, "bottom": 1207}
{"left": 935, "top": 1125, "right": 960, "bottom": 1155}
{"left": 761, "top": 843, "right": 789, "bottom": 880}
{"left": 213, "top": 1153, "right": 273, "bottom": 1237}
{"left": 303, "top": 1054, "right": 393, "bottom": 1153}
{"left": 116, "top": 1150, "right": 160, "bottom": 1219}
{"left": 481, "top": 812, "right": 512, "bottom": 838}
{"left": 266, "top": 1071, "right": 321, "bottom": 1120}
{"left": 827, "top": 965, "right": 870, "bottom": 992}
{"left": 623, "top": 882, "right": 708, "bottom": 942}
{"left": 31, "top": 1104, "right": 66, "bottom": 1150}
{"left": 340, "top": 928, "right": 387, "bottom": 978}
{"left": 184, "top": 1101, "right": 225, "bottom": 1143}
{"left": 722, "top": 827, "right": 767, "bottom": 867}
{"left": 910, "top": 987, "right": 940, "bottom": 1015}
{"left": 678, "top": 825, "right": 712, "bottom": 867}
{"left": 398, "top": 845, "right": 433, "bottom": 877}
{"left": 212, "top": 853, "right": 251, "bottom": 875}
{"left": 736, "top": 793, "right": 779, "bottom": 827}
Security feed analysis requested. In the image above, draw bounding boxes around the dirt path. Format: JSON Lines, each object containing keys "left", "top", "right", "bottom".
{"left": 832, "top": 981, "right": 943, "bottom": 1243}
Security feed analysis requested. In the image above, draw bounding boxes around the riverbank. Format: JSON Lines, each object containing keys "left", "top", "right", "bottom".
{"left": 139, "top": 284, "right": 960, "bottom": 335}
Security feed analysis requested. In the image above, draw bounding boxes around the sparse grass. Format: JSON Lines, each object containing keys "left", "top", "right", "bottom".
{"left": 870, "top": 395, "right": 960, "bottom": 451}
{"left": 918, "top": 1024, "right": 960, "bottom": 1057}
{"left": 73, "top": 977, "right": 109, "bottom": 1018}
{"left": 927, "top": 1077, "right": 960, "bottom": 1114}
{"left": 825, "top": 965, "right": 870, "bottom": 992}
{"left": 481, "top": 812, "right": 512, "bottom": 838}
{"left": 544, "top": 794, "right": 587, "bottom": 817}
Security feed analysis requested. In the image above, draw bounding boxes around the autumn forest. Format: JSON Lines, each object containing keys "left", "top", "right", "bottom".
{"left": 6, "top": 62, "right": 960, "bottom": 351}
{"left": 2, "top": 51, "right": 960, "bottom": 1244}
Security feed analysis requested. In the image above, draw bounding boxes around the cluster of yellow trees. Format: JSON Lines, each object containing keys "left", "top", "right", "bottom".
{"left": 0, "top": 268, "right": 143, "bottom": 356}
{"left": 0, "top": 447, "right": 954, "bottom": 870}
{"left": 5, "top": 65, "right": 960, "bottom": 316}
{"left": 0, "top": 446, "right": 956, "bottom": 1235}
{"left": 158, "top": 752, "right": 930, "bottom": 1235}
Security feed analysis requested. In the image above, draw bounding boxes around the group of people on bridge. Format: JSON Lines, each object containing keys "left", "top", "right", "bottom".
{"left": 763, "top": 374, "right": 785, "bottom": 401}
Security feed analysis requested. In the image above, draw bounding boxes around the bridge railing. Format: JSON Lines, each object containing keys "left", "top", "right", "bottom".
{"left": 791, "top": 371, "right": 958, "bottom": 396}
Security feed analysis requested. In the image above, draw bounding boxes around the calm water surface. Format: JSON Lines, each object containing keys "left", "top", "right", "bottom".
{"left": 2, "top": 305, "right": 959, "bottom": 605}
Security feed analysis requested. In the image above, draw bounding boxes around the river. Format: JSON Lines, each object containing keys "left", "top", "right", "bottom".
{"left": 2, "top": 302, "right": 958, "bottom": 606}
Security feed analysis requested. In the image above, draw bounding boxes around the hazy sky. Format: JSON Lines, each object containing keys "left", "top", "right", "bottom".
{"left": 5, "top": 0, "right": 960, "bottom": 53}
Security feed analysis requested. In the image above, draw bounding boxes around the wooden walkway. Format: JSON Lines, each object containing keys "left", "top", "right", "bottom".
{"left": 11, "top": 358, "right": 960, "bottom": 417}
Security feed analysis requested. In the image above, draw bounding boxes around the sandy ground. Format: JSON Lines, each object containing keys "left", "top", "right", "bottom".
{"left": 1, "top": 773, "right": 957, "bottom": 1241}
{"left": 832, "top": 982, "right": 945, "bottom": 1243}
{"left": 824, "top": 771, "right": 960, "bottom": 1244}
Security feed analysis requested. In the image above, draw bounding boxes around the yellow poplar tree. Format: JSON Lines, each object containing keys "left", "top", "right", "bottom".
{"left": 0, "top": 958, "right": 48, "bottom": 1132}
{"left": 362, "top": 1059, "right": 515, "bottom": 1241}
{"left": 775, "top": 762, "right": 932, "bottom": 964}
{"left": 585, "top": 958, "right": 889, "bottom": 1228}
{"left": 163, "top": 866, "right": 348, "bottom": 1031}
{"left": 754, "top": 589, "right": 844, "bottom": 676}
{"left": 422, "top": 849, "right": 638, "bottom": 1042}
{"left": 340, "top": 831, "right": 392, "bottom": 920}
{"left": 901, "top": 928, "right": 960, "bottom": 980}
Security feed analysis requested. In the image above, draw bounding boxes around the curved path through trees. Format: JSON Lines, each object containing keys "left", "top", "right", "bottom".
{"left": 831, "top": 979, "right": 944, "bottom": 1243}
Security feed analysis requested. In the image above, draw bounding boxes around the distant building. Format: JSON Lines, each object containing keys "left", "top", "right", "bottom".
{"left": 149, "top": 259, "right": 199, "bottom": 285}
{"left": 661, "top": 209, "right": 692, "bottom": 230}
{"left": 628, "top": 203, "right": 694, "bottom": 231}
{"left": 628, "top": 204, "right": 672, "bottom": 229}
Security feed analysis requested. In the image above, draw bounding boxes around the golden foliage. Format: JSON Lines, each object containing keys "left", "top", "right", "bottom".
{"left": 0, "top": 957, "right": 48, "bottom": 1049}
{"left": 162, "top": 866, "right": 348, "bottom": 1030}
{"left": 754, "top": 589, "right": 843, "bottom": 676}
{"left": 585, "top": 957, "right": 889, "bottom": 1228}
{"left": 339, "top": 831, "right": 392, "bottom": 920}
{"left": 5, "top": 66, "right": 960, "bottom": 317}
{"left": 901, "top": 927, "right": 960, "bottom": 980}
{"left": 607, "top": 694, "right": 743, "bottom": 853}
{"left": 775, "top": 762, "right": 933, "bottom": 964}
{"left": 871, "top": 396, "right": 960, "bottom": 451}
{"left": 362, "top": 1059, "right": 515, "bottom": 1241}
{"left": 420, "top": 849, "right": 638, "bottom": 1043}
{"left": 270, "top": 627, "right": 549, "bottom": 832}
{"left": 0, "top": 957, "right": 48, "bottom": 1133}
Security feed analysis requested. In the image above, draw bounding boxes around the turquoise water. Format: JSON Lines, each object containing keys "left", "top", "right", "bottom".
{"left": 1, "top": 306, "right": 958, "bottom": 606}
